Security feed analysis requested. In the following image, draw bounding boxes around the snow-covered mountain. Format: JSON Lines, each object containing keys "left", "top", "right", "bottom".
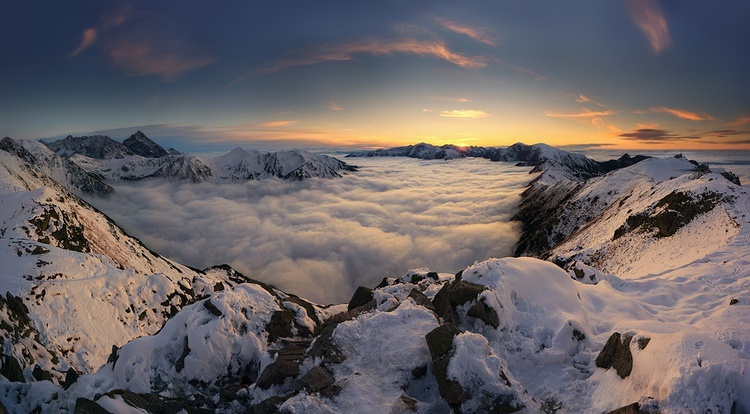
{"left": 348, "top": 142, "right": 644, "bottom": 184}
{"left": 1, "top": 141, "right": 749, "bottom": 413}
{"left": 42, "top": 133, "right": 357, "bottom": 188}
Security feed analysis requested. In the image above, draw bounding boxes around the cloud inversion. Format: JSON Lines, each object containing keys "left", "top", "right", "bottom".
{"left": 87, "top": 157, "right": 531, "bottom": 303}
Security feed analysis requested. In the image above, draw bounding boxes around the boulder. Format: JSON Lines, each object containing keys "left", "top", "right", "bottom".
{"left": 32, "top": 365, "right": 52, "bottom": 382}
{"left": 256, "top": 360, "right": 300, "bottom": 390}
{"left": 408, "top": 289, "right": 435, "bottom": 312}
{"left": 467, "top": 297, "right": 499, "bottom": 328}
{"left": 73, "top": 398, "right": 111, "bottom": 414}
{"left": 595, "top": 332, "right": 633, "bottom": 378}
{"left": 432, "top": 280, "right": 486, "bottom": 323}
{"left": 266, "top": 309, "right": 295, "bottom": 343}
{"left": 300, "top": 366, "right": 335, "bottom": 393}
{"left": 64, "top": 367, "right": 80, "bottom": 389}
{"left": 425, "top": 323, "right": 460, "bottom": 360}
{"left": 425, "top": 324, "right": 468, "bottom": 409}
{"left": 0, "top": 354, "right": 25, "bottom": 383}
{"left": 347, "top": 286, "right": 374, "bottom": 311}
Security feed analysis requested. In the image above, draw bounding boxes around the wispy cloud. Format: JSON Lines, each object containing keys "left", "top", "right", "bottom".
{"left": 428, "top": 96, "right": 471, "bottom": 103}
{"left": 69, "top": 7, "right": 215, "bottom": 81}
{"left": 439, "top": 109, "right": 492, "bottom": 119}
{"left": 238, "top": 38, "right": 486, "bottom": 81}
{"left": 705, "top": 129, "right": 750, "bottom": 138}
{"left": 730, "top": 116, "right": 750, "bottom": 127}
{"left": 107, "top": 38, "right": 216, "bottom": 81}
{"left": 69, "top": 28, "right": 98, "bottom": 57}
{"left": 619, "top": 128, "right": 701, "bottom": 142}
{"left": 546, "top": 109, "right": 615, "bottom": 118}
{"left": 576, "top": 94, "right": 607, "bottom": 108}
{"left": 624, "top": 0, "right": 671, "bottom": 53}
{"left": 255, "top": 120, "right": 295, "bottom": 128}
{"left": 436, "top": 18, "right": 497, "bottom": 46}
{"left": 651, "top": 106, "right": 715, "bottom": 121}
{"left": 329, "top": 102, "right": 343, "bottom": 111}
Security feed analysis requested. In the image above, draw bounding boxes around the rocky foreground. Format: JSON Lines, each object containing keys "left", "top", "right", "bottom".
{"left": 0, "top": 141, "right": 748, "bottom": 413}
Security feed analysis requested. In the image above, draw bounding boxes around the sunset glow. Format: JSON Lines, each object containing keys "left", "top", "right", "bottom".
{"left": 1, "top": 1, "right": 748, "bottom": 151}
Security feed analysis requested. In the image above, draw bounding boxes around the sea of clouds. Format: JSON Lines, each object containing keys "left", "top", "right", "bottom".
{"left": 86, "top": 157, "right": 534, "bottom": 303}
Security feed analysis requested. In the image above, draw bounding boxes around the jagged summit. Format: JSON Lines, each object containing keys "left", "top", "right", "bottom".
{"left": 45, "top": 134, "right": 133, "bottom": 159}
{"left": 122, "top": 131, "right": 175, "bottom": 158}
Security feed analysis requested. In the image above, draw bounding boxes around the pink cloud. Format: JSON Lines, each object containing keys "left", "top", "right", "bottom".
{"left": 69, "top": 28, "right": 98, "bottom": 57}
{"left": 436, "top": 18, "right": 497, "bottom": 46}
{"left": 624, "top": 0, "right": 671, "bottom": 53}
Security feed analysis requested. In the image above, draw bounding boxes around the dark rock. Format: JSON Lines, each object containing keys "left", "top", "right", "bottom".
{"left": 325, "top": 300, "right": 377, "bottom": 326}
{"left": 120, "top": 390, "right": 150, "bottom": 410}
{"left": 390, "top": 394, "right": 420, "bottom": 413}
{"left": 426, "top": 271, "right": 440, "bottom": 281}
{"left": 122, "top": 131, "right": 171, "bottom": 158}
{"left": 425, "top": 323, "right": 460, "bottom": 360}
{"left": 300, "top": 366, "right": 335, "bottom": 393}
{"left": 433, "top": 356, "right": 468, "bottom": 409}
{"left": 107, "top": 345, "right": 119, "bottom": 368}
{"left": 74, "top": 398, "right": 112, "bottom": 414}
{"left": 730, "top": 298, "right": 739, "bottom": 305}
{"left": 467, "top": 298, "right": 500, "bottom": 328}
{"left": 308, "top": 323, "right": 345, "bottom": 364}
{"left": 411, "top": 364, "right": 427, "bottom": 379}
{"left": 432, "top": 279, "right": 486, "bottom": 323}
{"left": 605, "top": 402, "right": 642, "bottom": 414}
{"left": 347, "top": 286, "right": 374, "bottom": 311}
{"left": 0, "top": 354, "right": 25, "bottom": 382}
{"left": 64, "top": 367, "right": 80, "bottom": 389}
{"left": 213, "top": 282, "right": 225, "bottom": 292}
{"left": 408, "top": 289, "right": 436, "bottom": 312}
{"left": 32, "top": 365, "right": 52, "bottom": 382}
{"left": 319, "top": 382, "right": 344, "bottom": 399}
{"left": 573, "top": 329, "right": 586, "bottom": 341}
{"left": 721, "top": 171, "right": 741, "bottom": 186}
{"left": 283, "top": 294, "right": 322, "bottom": 333}
{"left": 595, "top": 332, "right": 634, "bottom": 378}
{"left": 637, "top": 337, "right": 651, "bottom": 350}
{"left": 0, "top": 397, "right": 8, "bottom": 414}
{"left": 266, "top": 309, "right": 295, "bottom": 343}
{"left": 375, "top": 277, "right": 390, "bottom": 289}
{"left": 175, "top": 336, "right": 190, "bottom": 373}
{"left": 250, "top": 395, "right": 291, "bottom": 414}
{"left": 256, "top": 360, "right": 300, "bottom": 390}
{"left": 203, "top": 299, "right": 222, "bottom": 317}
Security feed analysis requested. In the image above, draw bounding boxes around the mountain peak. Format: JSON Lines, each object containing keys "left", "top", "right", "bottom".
{"left": 122, "top": 131, "right": 172, "bottom": 158}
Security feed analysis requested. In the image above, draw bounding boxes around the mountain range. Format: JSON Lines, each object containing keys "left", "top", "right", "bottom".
{"left": 0, "top": 140, "right": 748, "bottom": 413}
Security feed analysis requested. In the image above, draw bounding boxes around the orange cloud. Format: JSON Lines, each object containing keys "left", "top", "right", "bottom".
{"left": 255, "top": 121, "right": 295, "bottom": 128}
{"left": 546, "top": 110, "right": 615, "bottom": 118}
{"left": 576, "top": 94, "right": 607, "bottom": 108}
{"left": 329, "top": 102, "right": 343, "bottom": 111}
{"left": 651, "top": 107, "right": 715, "bottom": 121}
{"left": 624, "top": 0, "right": 671, "bottom": 53}
{"left": 108, "top": 38, "right": 216, "bottom": 81}
{"left": 730, "top": 116, "right": 750, "bottom": 127}
{"left": 69, "top": 28, "right": 98, "bottom": 57}
{"left": 240, "top": 38, "right": 486, "bottom": 80}
{"left": 436, "top": 18, "right": 497, "bottom": 46}
{"left": 439, "top": 109, "right": 491, "bottom": 119}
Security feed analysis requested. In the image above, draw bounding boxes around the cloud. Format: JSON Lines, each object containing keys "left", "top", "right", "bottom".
{"left": 86, "top": 157, "right": 531, "bottom": 303}
{"left": 69, "top": 7, "right": 215, "bottom": 81}
{"left": 730, "top": 116, "right": 750, "bottom": 127}
{"left": 69, "top": 28, "right": 98, "bottom": 57}
{"left": 428, "top": 96, "right": 471, "bottom": 103}
{"left": 238, "top": 38, "right": 486, "bottom": 80}
{"left": 576, "top": 94, "right": 607, "bottom": 108}
{"left": 439, "top": 109, "right": 492, "bottom": 119}
{"left": 329, "top": 102, "right": 343, "bottom": 111}
{"left": 651, "top": 107, "right": 715, "bottom": 121}
{"left": 546, "top": 110, "right": 615, "bottom": 118}
{"left": 107, "top": 38, "right": 216, "bottom": 81}
{"left": 624, "top": 0, "right": 671, "bottom": 53}
{"left": 436, "top": 18, "right": 497, "bottom": 46}
{"left": 705, "top": 129, "right": 750, "bottom": 138}
{"left": 618, "top": 128, "right": 701, "bottom": 142}
{"left": 255, "top": 120, "right": 295, "bottom": 128}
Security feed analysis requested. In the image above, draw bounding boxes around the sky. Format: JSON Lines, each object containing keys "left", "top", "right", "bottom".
{"left": 86, "top": 157, "right": 531, "bottom": 303}
{"left": 2, "top": 1, "right": 749, "bottom": 152}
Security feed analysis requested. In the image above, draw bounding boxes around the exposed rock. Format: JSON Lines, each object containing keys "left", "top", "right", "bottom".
{"left": 266, "top": 309, "right": 295, "bottom": 343}
{"left": 250, "top": 395, "right": 292, "bottom": 414}
{"left": 425, "top": 324, "right": 468, "bottom": 409}
{"left": 432, "top": 279, "right": 486, "bottom": 323}
{"left": 390, "top": 394, "right": 420, "bottom": 413}
{"left": 73, "top": 398, "right": 111, "bottom": 414}
{"left": 467, "top": 297, "right": 500, "bottom": 328}
{"left": 106, "top": 345, "right": 119, "bottom": 368}
{"left": 595, "top": 332, "right": 634, "bottom": 378}
{"left": 175, "top": 336, "right": 190, "bottom": 373}
{"left": 325, "top": 300, "right": 377, "bottom": 326}
{"left": 347, "top": 286, "right": 374, "bottom": 311}
{"left": 213, "top": 282, "right": 225, "bottom": 292}
{"left": 637, "top": 337, "right": 651, "bottom": 350}
{"left": 203, "top": 298, "right": 223, "bottom": 317}
{"left": 122, "top": 131, "right": 171, "bottom": 158}
{"left": 425, "top": 323, "right": 460, "bottom": 360}
{"left": 375, "top": 277, "right": 390, "bottom": 289}
{"left": 300, "top": 365, "right": 335, "bottom": 393}
{"left": 32, "top": 365, "right": 52, "bottom": 382}
{"left": 64, "top": 367, "right": 80, "bottom": 389}
{"left": 604, "top": 401, "right": 661, "bottom": 414}
{"left": 0, "top": 354, "right": 25, "bottom": 382}
{"left": 256, "top": 359, "right": 300, "bottom": 390}
{"left": 408, "top": 289, "right": 436, "bottom": 312}
{"left": 308, "top": 323, "right": 346, "bottom": 364}
{"left": 730, "top": 298, "right": 739, "bottom": 305}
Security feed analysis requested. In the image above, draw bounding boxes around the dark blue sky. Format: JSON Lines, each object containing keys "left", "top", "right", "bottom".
{"left": 2, "top": 1, "right": 749, "bottom": 151}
